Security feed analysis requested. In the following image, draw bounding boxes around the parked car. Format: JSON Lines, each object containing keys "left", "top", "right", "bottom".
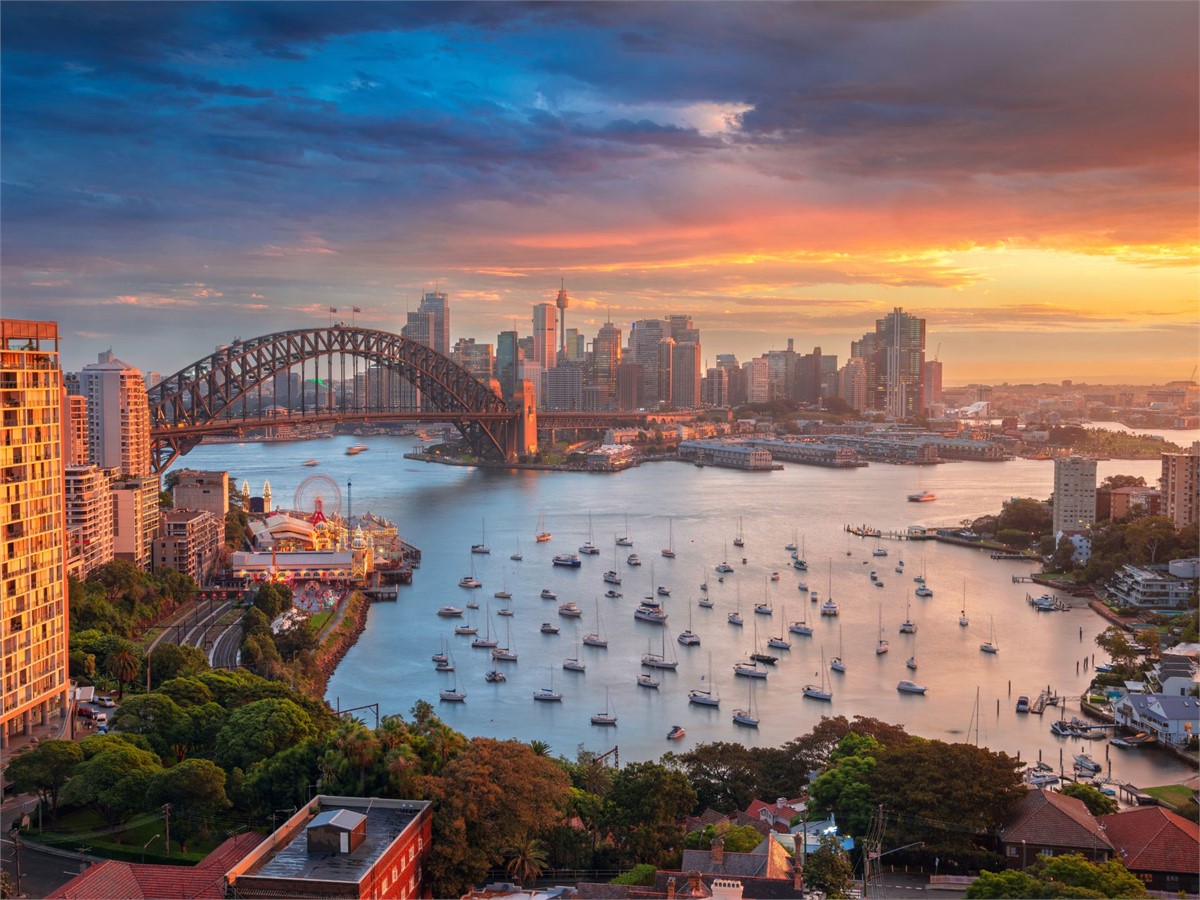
{"left": 97, "top": 697, "right": 116, "bottom": 708}
{"left": 77, "top": 706, "right": 95, "bottom": 719}
{"left": 94, "top": 713, "right": 108, "bottom": 725}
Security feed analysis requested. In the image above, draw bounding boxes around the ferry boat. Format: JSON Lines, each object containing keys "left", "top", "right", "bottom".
{"left": 346, "top": 444, "right": 368, "bottom": 455}
{"left": 553, "top": 553, "right": 582, "bottom": 568}
{"left": 907, "top": 491, "right": 937, "bottom": 503}
{"left": 437, "top": 606, "right": 463, "bottom": 618}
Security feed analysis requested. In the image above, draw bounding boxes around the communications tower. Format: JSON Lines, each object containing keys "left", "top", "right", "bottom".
{"left": 555, "top": 281, "right": 569, "bottom": 362}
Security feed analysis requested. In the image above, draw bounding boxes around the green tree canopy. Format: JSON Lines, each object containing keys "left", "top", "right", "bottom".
{"left": 214, "top": 698, "right": 317, "bottom": 773}
{"left": 803, "top": 833, "right": 855, "bottom": 898}
{"left": 150, "top": 758, "right": 231, "bottom": 841}
{"left": 60, "top": 742, "right": 163, "bottom": 827}
{"left": 1059, "top": 783, "right": 1119, "bottom": 817}
{"left": 3, "top": 740, "right": 83, "bottom": 815}
{"left": 967, "top": 854, "right": 1148, "bottom": 898}
{"left": 998, "top": 498, "right": 1052, "bottom": 537}
{"left": 605, "top": 761, "right": 698, "bottom": 867}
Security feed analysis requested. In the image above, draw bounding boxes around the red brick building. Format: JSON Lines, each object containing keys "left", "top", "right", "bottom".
{"left": 1100, "top": 806, "right": 1200, "bottom": 894}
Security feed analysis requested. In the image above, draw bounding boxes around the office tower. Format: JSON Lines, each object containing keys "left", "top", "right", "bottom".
{"left": 664, "top": 314, "right": 700, "bottom": 345}
{"left": 670, "top": 339, "right": 702, "bottom": 408}
{"left": 0, "top": 319, "right": 69, "bottom": 747}
{"left": 1052, "top": 456, "right": 1098, "bottom": 535}
{"left": 564, "top": 329, "right": 585, "bottom": 361}
{"left": 519, "top": 360, "right": 544, "bottom": 408}
{"left": 532, "top": 303, "right": 557, "bottom": 368}
{"left": 496, "top": 331, "right": 521, "bottom": 401}
{"left": 765, "top": 347, "right": 797, "bottom": 400}
{"left": 838, "top": 358, "right": 868, "bottom": 412}
{"left": 542, "top": 362, "right": 584, "bottom": 411}
{"left": 628, "top": 319, "right": 665, "bottom": 407}
{"left": 64, "top": 465, "right": 114, "bottom": 579}
{"left": 555, "top": 284, "right": 570, "bottom": 362}
{"left": 81, "top": 353, "right": 152, "bottom": 477}
{"left": 419, "top": 291, "right": 450, "bottom": 356}
{"left": 796, "top": 347, "right": 825, "bottom": 404}
{"left": 590, "top": 321, "right": 621, "bottom": 410}
{"left": 616, "top": 362, "right": 644, "bottom": 411}
{"left": 743, "top": 357, "right": 769, "bottom": 403}
{"left": 64, "top": 392, "right": 88, "bottom": 466}
{"left": 452, "top": 338, "right": 494, "bottom": 382}
{"left": 924, "top": 360, "right": 944, "bottom": 408}
{"left": 1161, "top": 443, "right": 1199, "bottom": 528}
{"left": 657, "top": 338, "right": 675, "bottom": 406}
{"left": 702, "top": 367, "right": 730, "bottom": 407}
{"left": 874, "top": 307, "right": 926, "bottom": 418}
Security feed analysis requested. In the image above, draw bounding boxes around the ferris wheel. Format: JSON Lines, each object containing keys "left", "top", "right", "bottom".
{"left": 294, "top": 474, "right": 342, "bottom": 519}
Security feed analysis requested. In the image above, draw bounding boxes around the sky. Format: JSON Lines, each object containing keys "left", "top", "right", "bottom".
{"left": 2, "top": 1, "right": 1197, "bottom": 384}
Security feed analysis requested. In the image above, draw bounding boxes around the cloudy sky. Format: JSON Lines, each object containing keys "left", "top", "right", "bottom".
{"left": 2, "top": 1, "right": 1196, "bottom": 383}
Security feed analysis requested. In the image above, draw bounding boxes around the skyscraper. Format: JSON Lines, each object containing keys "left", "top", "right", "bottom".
{"left": 590, "top": 321, "right": 622, "bottom": 410}
{"left": 81, "top": 352, "right": 152, "bottom": 477}
{"left": 1161, "top": 443, "right": 1199, "bottom": 528}
{"left": 628, "top": 319, "right": 665, "bottom": 407}
{"left": 496, "top": 330, "right": 522, "bottom": 401}
{"left": 419, "top": 291, "right": 450, "bottom": 357}
{"left": 876, "top": 307, "right": 926, "bottom": 418}
{"left": 670, "top": 339, "right": 702, "bottom": 408}
{"left": 532, "top": 303, "right": 557, "bottom": 368}
{"left": 924, "top": 360, "right": 944, "bottom": 409}
{"left": 1, "top": 319, "right": 70, "bottom": 747}
{"left": 1053, "top": 456, "right": 1098, "bottom": 535}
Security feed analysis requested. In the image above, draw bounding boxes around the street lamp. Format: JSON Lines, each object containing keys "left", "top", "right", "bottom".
{"left": 142, "top": 833, "right": 161, "bottom": 863}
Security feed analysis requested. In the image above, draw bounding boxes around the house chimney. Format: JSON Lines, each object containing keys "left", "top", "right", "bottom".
{"left": 711, "top": 836, "right": 725, "bottom": 866}
{"left": 794, "top": 856, "right": 804, "bottom": 891}
{"left": 667, "top": 876, "right": 676, "bottom": 900}
{"left": 689, "top": 871, "right": 704, "bottom": 896}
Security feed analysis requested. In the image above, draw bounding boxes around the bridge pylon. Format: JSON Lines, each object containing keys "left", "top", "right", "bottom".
{"left": 512, "top": 379, "right": 538, "bottom": 460}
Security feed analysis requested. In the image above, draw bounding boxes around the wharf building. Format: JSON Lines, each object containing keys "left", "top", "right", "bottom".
{"left": 741, "top": 437, "right": 864, "bottom": 468}
{"left": 678, "top": 439, "right": 774, "bottom": 470}
{"left": 0, "top": 319, "right": 70, "bottom": 749}
{"left": 1052, "top": 456, "right": 1098, "bottom": 536}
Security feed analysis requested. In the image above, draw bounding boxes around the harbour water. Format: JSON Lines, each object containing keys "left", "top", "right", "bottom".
{"left": 173, "top": 438, "right": 1196, "bottom": 787}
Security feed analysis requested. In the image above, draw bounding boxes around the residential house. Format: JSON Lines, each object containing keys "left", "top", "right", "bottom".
{"left": 1111, "top": 693, "right": 1200, "bottom": 748}
{"left": 1106, "top": 564, "right": 1194, "bottom": 609}
{"left": 999, "top": 788, "right": 1113, "bottom": 868}
{"left": 1099, "top": 806, "right": 1199, "bottom": 893}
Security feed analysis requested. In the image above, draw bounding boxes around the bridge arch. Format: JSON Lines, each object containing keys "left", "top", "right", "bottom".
{"left": 147, "top": 326, "right": 518, "bottom": 473}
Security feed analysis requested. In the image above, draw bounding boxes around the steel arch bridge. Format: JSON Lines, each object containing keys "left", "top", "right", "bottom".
{"left": 147, "top": 326, "right": 523, "bottom": 473}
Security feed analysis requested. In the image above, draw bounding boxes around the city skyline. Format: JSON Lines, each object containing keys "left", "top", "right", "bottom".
{"left": 2, "top": 2, "right": 1197, "bottom": 382}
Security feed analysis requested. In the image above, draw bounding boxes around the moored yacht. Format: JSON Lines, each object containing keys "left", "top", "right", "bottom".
{"left": 553, "top": 553, "right": 582, "bottom": 568}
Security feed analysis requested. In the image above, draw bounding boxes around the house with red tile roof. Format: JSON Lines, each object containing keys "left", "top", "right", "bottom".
{"left": 998, "top": 788, "right": 1113, "bottom": 869}
{"left": 1100, "top": 806, "right": 1200, "bottom": 894}
{"left": 48, "top": 832, "right": 264, "bottom": 899}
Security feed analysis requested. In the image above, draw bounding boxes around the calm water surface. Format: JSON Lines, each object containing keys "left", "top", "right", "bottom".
{"left": 173, "top": 439, "right": 1195, "bottom": 786}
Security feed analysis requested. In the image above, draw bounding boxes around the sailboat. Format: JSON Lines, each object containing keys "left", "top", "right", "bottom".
{"left": 636, "top": 666, "right": 660, "bottom": 689}
{"left": 716, "top": 541, "right": 734, "bottom": 574}
{"left": 831, "top": 624, "right": 846, "bottom": 672}
{"left": 749, "top": 616, "right": 778, "bottom": 666}
{"left": 907, "top": 634, "right": 918, "bottom": 670}
{"left": 642, "top": 630, "right": 679, "bottom": 669}
{"left": 785, "top": 529, "right": 798, "bottom": 552}
{"left": 793, "top": 535, "right": 808, "bottom": 571}
{"left": 899, "top": 599, "right": 916, "bottom": 634}
{"left": 458, "top": 553, "right": 482, "bottom": 589}
{"left": 484, "top": 664, "right": 506, "bottom": 683}
{"left": 472, "top": 602, "right": 499, "bottom": 649}
{"left": 698, "top": 570, "right": 714, "bottom": 608}
{"left": 768, "top": 604, "right": 792, "bottom": 649}
{"left": 471, "top": 519, "right": 491, "bottom": 554}
{"left": 803, "top": 648, "right": 833, "bottom": 701}
{"left": 733, "top": 516, "right": 745, "bottom": 548}
{"left": 754, "top": 577, "right": 773, "bottom": 616}
{"left": 688, "top": 653, "right": 720, "bottom": 706}
{"left": 876, "top": 605, "right": 889, "bottom": 654}
{"left": 533, "top": 667, "right": 562, "bottom": 701}
{"left": 915, "top": 560, "right": 932, "bottom": 597}
{"left": 980, "top": 615, "right": 999, "bottom": 653}
{"left": 662, "top": 518, "right": 676, "bottom": 558}
{"left": 591, "top": 687, "right": 617, "bottom": 725}
{"left": 820, "top": 563, "right": 839, "bottom": 616}
{"left": 733, "top": 678, "right": 759, "bottom": 727}
{"left": 604, "top": 544, "right": 622, "bottom": 585}
{"left": 439, "top": 659, "right": 466, "bottom": 702}
{"left": 959, "top": 580, "right": 970, "bottom": 626}
{"left": 535, "top": 510, "right": 551, "bottom": 543}
{"left": 788, "top": 600, "right": 812, "bottom": 637}
{"left": 583, "top": 601, "right": 608, "bottom": 647}
{"left": 494, "top": 570, "right": 512, "bottom": 600}
{"left": 579, "top": 512, "right": 600, "bottom": 555}
{"left": 616, "top": 514, "right": 633, "bottom": 547}
{"left": 728, "top": 582, "right": 744, "bottom": 626}
{"left": 678, "top": 603, "right": 700, "bottom": 646}
{"left": 491, "top": 619, "right": 518, "bottom": 661}
{"left": 563, "top": 633, "right": 586, "bottom": 672}
{"left": 511, "top": 538, "right": 523, "bottom": 562}
{"left": 454, "top": 608, "right": 478, "bottom": 635}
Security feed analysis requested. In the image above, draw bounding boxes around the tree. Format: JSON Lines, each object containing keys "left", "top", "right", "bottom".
{"left": 1060, "top": 783, "right": 1119, "bottom": 816}
{"left": 969, "top": 854, "right": 1149, "bottom": 898}
{"left": 684, "top": 823, "right": 763, "bottom": 854}
{"left": 965, "top": 869, "right": 1045, "bottom": 898}
{"left": 423, "top": 737, "right": 572, "bottom": 898}
{"left": 997, "top": 498, "right": 1052, "bottom": 537}
{"left": 214, "top": 698, "right": 317, "bottom": 773}
{"left": 254, "top": 582, "right": 292, "bottom": 619}
{"left": 503, "top": 834, "right": 549, "bottom": 887}
{"left": 60, "top": 741, "right": 163, "bottom": 827}
{"left": 1123, "top": 516, "right": 1178, "bottom": 565}
{"left": 1101, "top": 474, "right": 1146, "bottom": 490}
{"left": 1095, "top": 627, "right": 1139, "bottom": 672}
{"left": 3, "top": 740, "right": 83, "bottom": 817}
{"left": 107, "top": 647, "right": 142, "bottom": 699}
{"left": 150, "top": 758, "right": 231, "bottom": 842}
{"left": 803, "top": 834, "right": 855, "bottom": 898}
{"left": 111, "top": 693, "right": 190, "bottom": 761}
{"left": 1052, "top": 535, "right": 1078, "bottom": 572}
{"left": 604, "top": 761, "right": 697, "bottom": 866}
{"left": 147, "top": 643, "right": 209, "bottom": 685}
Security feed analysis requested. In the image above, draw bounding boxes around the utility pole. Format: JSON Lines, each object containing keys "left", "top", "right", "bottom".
{"left": 162, "top": 803, "right": 171, "bottom": 855}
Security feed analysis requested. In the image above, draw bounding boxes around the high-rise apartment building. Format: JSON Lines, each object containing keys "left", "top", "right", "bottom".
{"left": 532, "top": 303, "right": 557, "bottom": 368}
{"left": 541, "top": 362, "right": 584, "bottom": 411}
{"left": 670, "top": 339, "right": 702, "bottom": 408}
{"left": 1, "top": 319, "right": 70, "bottom": 747}
{"left": 616, "top": 362, "right": 644, "bottom": 411}
{"left": 81, "top": 352, "right": 152, "bottom": 477}
{"left": 63, "top": 392, "right": 88, "bottom": 466}
{"left": 743, "top": 357, "right": 769, "bottom": 403}
{"left": 1161, "top": 443, "right": 1199, "bottom": 528}
{"left": 172, "top": 469, "right": 230, "bottom": 521}
{"left": 153, "top": 508, "right": 223, "bottom": 583}
{"left": 590, "top": 321, "right": 621, "bottom": 411}
{"left": 1053, "top": 456, "right": 1098, "bottom": 535}
{"left": 65, "top": 465, "right": 114, "bottom": 579}
{"left": 874, "top": 307, "right": 926, "bottom": 418}
{"left": 838, "top": 358, "right": 868, "bottom": 412}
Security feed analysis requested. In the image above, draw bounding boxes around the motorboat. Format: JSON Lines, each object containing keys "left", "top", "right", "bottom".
{"left": 458, "top": 576, "right": 482, "bottom": 589}
{"left": 896, "top": 680, "right": 927, "bottom": 694}
{"left": 874, "top": 580, "right": 885, "bottom": 588}
{"left": 657, "top": 585, "right": 671, "bottom": 597}
{"left": 558, "top": 602, "right": 582, "bottom": 617}
{"left": 604, "top": 589, "right": 623, "bottom": 599}
{"left": 908, "top": 491, "right": 937, "bottom": 502}
{"left": 346, "top": 444, "right": 368, "bottom": 455}
{"left": 634, "top": 600, "right": 668, "bottom": 624}
{"left": 484, "top": 668, "right": 507, "bottom": 683}
{"left": 603, "top": 570, "right": 622, "bottom": 584}
{"left": 915, "top": 585, "right": 933, "bottom": 598}
{"left": 1016, "top": 696, "right": 1030, "bottom": 713}
{"left": 540, "top": 622, "right": 560, "bottom": 634}
{"left": 869, "top": 571, "right": 878, "bottom": 581}
{"left": 1073, "top": 753, "right": 1102, "bottom": 774}
{"left": 553, "top": 553, "right": 582, "bottom": 568}
{"left": 770, "top": 571, "right": 780, "bottom": 582}
{"left": 467, "top": 601, "right": 479, "bottom": 609}
{"left": 667, "top": 724, "right": 686, "bottom": 740}
{"left": 494, "top": 589, "right": 512, "bottom": 600}
{"left": 627, "top": 554, "right": 642, "bottom": 566}
{"left": 698, "top": 596, "right": 714, "bottom": 608}
{"left": 302, "top": 459, "right": 319, "bottom": 466}
{"left": 716, "top": 562, "right": 734, "bottom": 574}
{"left": 540, "top": 588, "right": 558, "bottom": 600}
{"left": 437, "top": 606, "right": 463, "bottom": 618}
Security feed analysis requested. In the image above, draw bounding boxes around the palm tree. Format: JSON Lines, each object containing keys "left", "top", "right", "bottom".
{"left": 528, "top": 739, "right": 552, "bottom": 758}
{"left": 504, "top": 834, "right": 548, "bottom": 887}
{"left": 107, "top": 649, "right": 140, "bottom": 700}
{"left": 335, "top": 721, "right": 381, "bottom": 795}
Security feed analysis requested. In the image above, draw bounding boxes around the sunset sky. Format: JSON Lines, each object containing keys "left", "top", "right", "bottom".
{"left": 2, "top": 2, "right": 1197, "bottom": 383}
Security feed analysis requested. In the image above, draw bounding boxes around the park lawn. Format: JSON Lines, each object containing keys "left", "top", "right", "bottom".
{"left": 310, "top": 611, "right": 332, "bottom": 632}
{"left": 1143, "top": 783, "right": 1198, "bottom": 816}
